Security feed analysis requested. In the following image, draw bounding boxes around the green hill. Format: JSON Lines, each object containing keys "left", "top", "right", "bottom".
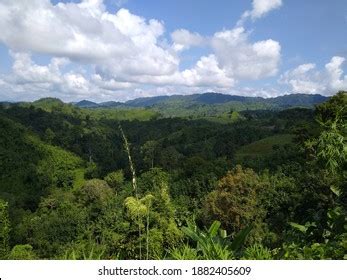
{"left": 0, "top": 115, "right": 85, "bottom": 210}
{"left": 235, "top": 134, "right": 295, "bottom": 161}
{"left": 73, "top": 93, "right": 328, "bottom": 119}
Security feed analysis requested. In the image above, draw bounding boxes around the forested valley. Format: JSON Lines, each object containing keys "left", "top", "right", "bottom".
{"left": 0, "top": 91, "right": 346, "bottom": 260}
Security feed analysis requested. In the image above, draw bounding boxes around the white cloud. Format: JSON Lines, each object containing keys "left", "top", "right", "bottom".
{"left": 0, "top": 0, "right": 284, "bottom": 101}
{"left": 325, "top": 56, "right": 347, "bottom": 90}
{"left": 0, "top": 51, "right": 121, "bottom": 101}
{"left": 181, "top": 55, "right": 234, "bottom": 87}
{"left": 0, "top": 1, "right": 177, "bottom": 77}
{"left": 239, "top": 0, "right": 282, "bottom": 25}
{"left": 280, "top": 56, "right": 347, "bottom": 95}
{"left": 212, "top": 27, "right": 281, "bottom": 80}
{"left": 171, "top": 29, "right": 205, "bottom": 51}
{"left": 280, "top": 63, "right": 324, "bottom": 94}
{"left": 251, "top": 0, "right": 282, "bottom": 19}
{"left": 91, "top": 74, "right": 133, "bottom": 90}
{"left": 8, "top": 52, "right": 68, "bottom": 85}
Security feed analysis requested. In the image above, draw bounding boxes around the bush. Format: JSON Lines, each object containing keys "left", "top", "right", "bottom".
{"left": 9, "top": 244, "right": 37, "bottom": 260}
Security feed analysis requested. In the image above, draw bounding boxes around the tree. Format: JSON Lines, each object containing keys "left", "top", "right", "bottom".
{"left": 125, "top": 194, "right": 154, "bottom": 260}
{"left": 104, "top": 170, "right": 124, "bottom": 190}
{"left": 282, "top": 92, "right": 347, "bottom": 259}
{"left": 0, "top": 199, "right": 10, "bottom": 259}
{"left": 123, "top": 169, "right": 182, "bottom": 259}
{"left": 203, "top": 165, "right": 268, "bottom": 240}
{"left": 25, "top": 189, "right": 89, "bottom": 258}
{"left": 141, "top": 140, "right": 158, "bottom": 169}
{"left": 307, "top": 91, "right": 346, "bottom": 174}
{"left": 44, "top": 128, "right": 55, "bottom": 144}
{"left": 315, "top": 91, "right": 346, "bottom": 127}
{"left": 76, "top": 179, "right": 114, "bottom": 220}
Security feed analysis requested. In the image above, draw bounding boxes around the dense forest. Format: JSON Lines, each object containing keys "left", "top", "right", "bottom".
{"left": 0, "top": 91, "right": 346, "bottom": 260}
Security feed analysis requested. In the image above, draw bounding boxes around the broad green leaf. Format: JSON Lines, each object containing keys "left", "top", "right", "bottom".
{"left": 330, "top": 185, "right": 342, "bottom": 197}
{"left": 289, "top": 222, "right": 307, "bottom": 233}
{"left": 208, "top": 221, "right": 221, "bottom": 238}
{"left": 230, "top": 224, "right": 253, "bottom": 251}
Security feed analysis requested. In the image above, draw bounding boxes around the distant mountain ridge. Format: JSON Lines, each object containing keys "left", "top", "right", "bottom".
{"left": 75, "top": 100, "right": 99, "bottom": 108}
{"left": 74, "top": 92, "right": 328, "bottom": 109}
{"left": 1, "top": 93, "right": 329, "bottom": 119}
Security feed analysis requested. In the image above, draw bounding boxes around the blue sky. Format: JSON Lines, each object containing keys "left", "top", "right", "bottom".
{"left": 0, "top": 0, "right": 346, "bottom": 102}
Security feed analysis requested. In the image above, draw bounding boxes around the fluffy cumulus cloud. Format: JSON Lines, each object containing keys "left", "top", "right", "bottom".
{"left": 171, "top": 29, "right": 205, "bottom": 51}
{"left": 280, "top": 56, "right": 347, "bottom": 95}
{"left": 325, "top": 56, "right": 347, "bottom": 90}
{"left": 250, "top": 0, "right": 282, "bottom": 19}
{"left": 181, "top": 55, "right": 234, "bottom": 87}
{"left": 0, "top": 51, "right": 138, "bottom": 101}
{"left": 1, "top": 51, "right": 94, "bottom": 100}
{"left": 280, "top": 63, "right": 324, "bottom": 94}
{"left": 0, "top": 0, "right": 177, "bottom": 75}
{"left": 211, "top": 27, "right": 281, "bottom": 80}
{"left": 0, "top": 0, "right": 285, "bottom": 101}
{"left": 8, "top": 52, "right": 66, "bottom": 85}
{"left": 239, "top": 0, "right": 282, "bottom": 24}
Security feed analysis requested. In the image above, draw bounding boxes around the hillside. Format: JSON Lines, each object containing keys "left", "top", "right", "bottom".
{"left": 124, "top": 93, "right": 327, "bottom": 107}
{"left": 73, "top": 92, "right": 328, "bottom": 118}
{"left": 235, "top": 134, "right": 295, "bottom": 160}
{"left": 0, "top": 115, "right": 84, "bottom": 210}
{"left": 0, "top": 91, "right": 345, "bottom": 260}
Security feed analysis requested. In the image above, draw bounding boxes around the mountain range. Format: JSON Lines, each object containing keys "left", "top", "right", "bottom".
{"left": 75, "top": 92, "right": 327, "bottom": 109}
{"left": 73, "top": 92, "right": 328, "bottom": 118}
{"left": 1, "top": 92, "right": 329, "bottom": 119}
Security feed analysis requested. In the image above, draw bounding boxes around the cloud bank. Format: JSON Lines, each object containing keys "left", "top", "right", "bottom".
{"left": 0, "top": 0, "right": 342, "bottom": 102}
{"left": 280, "top": 56, "right": 347, "bottom": 94}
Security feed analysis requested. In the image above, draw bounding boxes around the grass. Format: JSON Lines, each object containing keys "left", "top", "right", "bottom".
{"left": 235, "top": 134, "right": 294, "bottom": 160}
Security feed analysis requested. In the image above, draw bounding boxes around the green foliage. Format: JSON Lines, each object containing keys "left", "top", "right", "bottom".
{"left": 76, "top": 179, "right": 114, "bottom": 212}
{"left": 85, "top": 162, "right": 99, "bottom": 179}
{"left": 141, "top": 141, "right": 158, "bottom": 168}
{"left": 23, "top": 190, "right": 89, "bottom": 258}
{"left": 309, "top": 91, "right": 346, "bottom": 173}
{"left": 44, "top": 128, "right": 55, "bottom": 143}
{"left": 203, "top": 166, "right": 268, "bottom": 240}
{"left": 0, "top": 92, "right": 345, "bottom": 260}
{"left": 315, "top": 91, "right": 346, "bottom": 127}
{"left": 126, "top": 92, "right": 326, "bottom": 119}
{"left": 63, "top": 241, "right": 107, "bottom": 260}
{"left": 125, "top": 195, "right": 153, "bottom": 219}
{"left": 83, "top": 107, "right": 159, "bottom": 121}
{"left": 123, "top": 178, "right": 182, "bottom": 259}
{"left": 169, "top": 244, "right": 199, "bottom": 260}
{"left": 8, "top": 244, "right": 37, "bottom": 260}
{"left": 104, "top": 170, "right": 124, "bottom": 190}
{"left": 243, "top": 244, "right": 272, "bottom": 260}
{"left": 0, "top": 115, "right": 83, "bottom": 210}
{"left": 286, "top": 206, "right": 347, "bottom": 259}
{"left": 230, "top": 225, "right": 254, "bottom": 252}
{"left": 36, "top": 144, "right": 83, "bottom": 189}
{"left": 0, "top": 199, "right": 10, "bottom": 258}
{"left": 235, "top": 134, "right": 294, "bottom": 161}
{"left": 178, "top": 221, "right": 253, "bottom": 260}
{"left": 31, "top": 98, "right": 66, "bottom": 112}
{"left": 181, "top": 221, "right": 234, "bottom": 260}
{"left": 282, "top": 240, "right": 347, "bottom": 260}
{"left": 281, "top": 92, "right": 347, "bottom": 260}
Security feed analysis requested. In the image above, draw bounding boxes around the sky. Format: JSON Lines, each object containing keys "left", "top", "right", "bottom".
{"left": 0, "top": 0, "right": 346, "bottom": 102}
